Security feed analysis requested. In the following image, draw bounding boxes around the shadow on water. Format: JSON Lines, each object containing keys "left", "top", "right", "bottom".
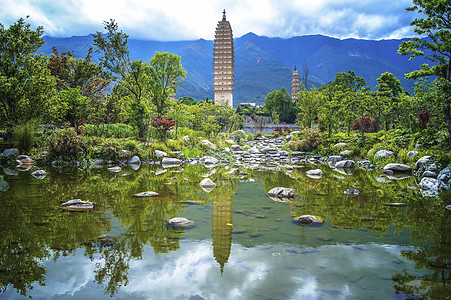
{"left": 0, "top": 163, "right": 449, "bottom": 298}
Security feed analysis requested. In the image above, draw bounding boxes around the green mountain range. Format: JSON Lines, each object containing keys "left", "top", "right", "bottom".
{"left": 41, "top": 33, "right": 425, "bottom": 106}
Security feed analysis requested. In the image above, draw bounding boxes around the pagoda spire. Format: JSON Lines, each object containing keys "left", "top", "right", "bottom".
{"left": 291, "top": 66, "right": 300, "bottom": 102}
{"left": 213, "top": 9, "right": 234, "bottom": 107}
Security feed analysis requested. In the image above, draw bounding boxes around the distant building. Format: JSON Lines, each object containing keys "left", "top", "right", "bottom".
{"left": 239, "top": 102, "right": 257, "bottom": 108}
{"left": 291, "top": 66, "right": 300, "bottom": 102}
{"left": 213, "top": 10, "right": 235, "bottom": 107}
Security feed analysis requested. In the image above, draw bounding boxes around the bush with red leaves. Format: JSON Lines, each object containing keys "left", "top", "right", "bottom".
{"left": 151, "top": 118, "right": 176, "bottom": 135}
{"left": 417, "top": 110, "right": 431, "bottom": 130}
{"left": 352, "top": 117, "right": 378, "bottom": 133}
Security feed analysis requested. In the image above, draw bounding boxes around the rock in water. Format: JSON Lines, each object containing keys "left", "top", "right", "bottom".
{"left": 419, "top": 177, "right": 442, "bottom": 191}
{"left": 2, "top": 148, "right": 19, "bottom": 156}
{"left": 60, "top": 199, "right": 96, "bottom": 211}
{"left": 407, "top": 151, "right": 419, "bottom": 158}
{"left": 415, "top": 156, "right": 432, "bottom": 170}
{"left": 383, "top": 163, "right": 412, "bottom": 173}
{"left": 199, "top": 178, "right": 217, "bottom": 188}
{"left": 127, "top": 155, "right": 141, "bottom": 165}
{"left": 267, "top": 187, "right": 295, "bottom": 198}
{"left": 374, "top": 150, "right": 394, "bottom": 159}
{"left": 344, "top": 189, "right": 360, "bottom": 196}
{"left": 167, "top": 217, "right": 196, "bottom": 228}
{"left": 202, "top": 156, "right": 219, "bottom": 165}
{"left": 294, "top": 215, "right": 323, "bottom": 225}
{"left": 108, "top": 166, "right": 121, "bottom": 172}
{"left": 16, "top": 155, "right": 33, "bottom": 165}
{"left": 328, "top": 156, "right": 342, "bottom": 163}
{"left": 305, "top": 169, "right": 323, "bottom": 178}
{"left": 340, "top": 150, "right": 353, "bottom": 157}
{"left": 31, "top": 170, "right": 46, "bottom": 179}
{"left": 335, "top": 160, "right": 355, "bottom": 168}
{"left": 162, "top": 157, "right": 182, "bottom": 166}
{"left": 201, "top": 140, "right": 217, "bottom": 150}
{"left": 437, "top": 167, "right": 451, "bottom": 183}
{"left": 134, "top": 191, "right": 159, "bottom": 197}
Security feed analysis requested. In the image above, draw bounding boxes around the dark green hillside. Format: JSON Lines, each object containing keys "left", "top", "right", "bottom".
{"left": 41, "top": 33, "right": 426, "bottom": 106}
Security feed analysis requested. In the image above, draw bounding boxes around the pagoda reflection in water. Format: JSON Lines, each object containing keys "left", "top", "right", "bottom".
{"left": 211, "top": 195, "right": 233, "bottom": 273}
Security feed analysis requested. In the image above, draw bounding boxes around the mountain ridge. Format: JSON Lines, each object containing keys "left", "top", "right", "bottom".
{"left": 40, "top": 32, "right": 425, "bottom": 106}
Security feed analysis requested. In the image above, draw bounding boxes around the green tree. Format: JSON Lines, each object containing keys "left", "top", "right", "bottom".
{"left": 179, "top": 96, "right": 197, "bottom": 105}
{"left": 0, "top": 18, "right": 55, "bottom": 132}
{"left": 296, "top": 87, "right": 325, "bottom": 128}
{"left": 48, "top": 47, "right": 110, "bottom": 126}
{"left": 146, "top": 52, "right": 186, "bottom": 117}
{"left": 327, "top": 71, "right": 369, "bottom": 135}
{"left": 374, "top": 72, "right": 403, "bottom": 131}
{"left": 318, "top": 85, "right": 340, "bottom": 137}
{"left": 94, "top": 20, "right": 150, "bottom": 138}
{"left": 51, "top": 87, "right": 90, "bottom": 127}
{"left": 264, "top": 87, "right": 295, "bottom": 123}
{"left": 398, "top": 0, "right": 451, "bottom": 144}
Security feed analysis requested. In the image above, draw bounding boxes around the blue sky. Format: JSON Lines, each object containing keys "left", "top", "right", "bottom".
{"left": 0, "top": 0, "right": 419, "bottom": 40}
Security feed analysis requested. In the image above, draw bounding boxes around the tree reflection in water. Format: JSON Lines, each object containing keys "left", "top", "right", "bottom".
{"left": 0, "top": 164, "right": 449, "bottom": 298}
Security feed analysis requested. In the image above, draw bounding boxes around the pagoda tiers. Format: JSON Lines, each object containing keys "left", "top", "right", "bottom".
{"left": 213, "top": 10, "right": 235, "bottom": 107}
{"left": 291, "top": 66, "right": 300, "bottom": 102}
{"left": 212, "top": 196, "right": 233, "bottom": 273}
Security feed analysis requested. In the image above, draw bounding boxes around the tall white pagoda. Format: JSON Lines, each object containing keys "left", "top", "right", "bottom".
{"left": 213, "top": 10, "right": 235, "bottom": 107}
{"left": 291, "top": 66, "right": 300, "bottom": 102}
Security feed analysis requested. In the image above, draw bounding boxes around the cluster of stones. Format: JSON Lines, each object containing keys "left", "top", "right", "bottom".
{"left": 230, "top": 136, "right": 322, "bottom": 169}
{"left": 2, "top": 133, "right": 451, "bottom": 199}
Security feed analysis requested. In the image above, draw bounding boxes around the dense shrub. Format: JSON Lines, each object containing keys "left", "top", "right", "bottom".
{"left": 81, "top": 123, "right": 137, "bottom": 138}
{"left": 123, "top": 139, "right": 140, "bottom": 154}
{"left": 12, "top": 122, "right": 37, "bottom": 153}
{"left": 166, "top": 139, "right": 185, "bottom": 151}
{"left": 151, "top": 118, "right": 175, "bottom": 138}
{"left": 352, "top": 117, "right": 379, "bottom": 133}
{"left": 286, "top": 128, "right": 322, "bottom": 151}
{"left": 46, "top": 129, "right": 86, "bottom": 160}
{"left": 100, "top": 139, "right": 122, "bottom": 161}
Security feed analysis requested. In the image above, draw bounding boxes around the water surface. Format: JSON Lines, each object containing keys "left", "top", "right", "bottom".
{"left": 0, "top": 164, "right": 450, "bottom": 299}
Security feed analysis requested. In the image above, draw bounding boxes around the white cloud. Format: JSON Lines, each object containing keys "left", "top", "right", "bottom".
{"left": 0, "top": 0, "right": 417, "bottom": 40}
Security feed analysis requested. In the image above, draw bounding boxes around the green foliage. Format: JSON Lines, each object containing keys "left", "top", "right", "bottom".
{"left": 166, "top": 139, "right": 185, "bottom": 151}
{"left": 12, "top": 121, "right": 37, "bottom": 153}
{"left": 264, "top": 87, "right": 296, "bottom": 123}
{"left": 123, "top": 139, "right": 140, "bottom": 154}
{"left": 81, "top": 123, "right": 137, "bottom": 138}
{"left": 398, "top": 0, "right": 451, "bottom": 144}
{"left": 52, "top": 87, "right": 90, "bottom": 127}
{"left": 147, "top": 52, "right": 186, "bottom": 117}
{"left": 0, "top": 17, "right": 56, "bottom": 128}
{"left": 255, "top": 131, "right": 263, "bottom": 138}
{"left": 296, "top": 87, "right": 325, "bottom": 128}
{"left": 46, "top": 129, "right": 86, "bottom": 160}
{"left": 0, "top": 152, "right": 18, "bottom": 166}
{"left": 100, "top": 139, "right": 122, "bottom": 161}
{"left": 148, "top": 142, "right": 170, "bottom": 159}
{"left": 286, "top": 128, "right": 322, "bottom": 152}
{"left": 183, "top": 147, "right": 203, "bottom": 158}
{"left": 397, "top": 148, "right": 416, "bottom": 165}
{"left": 178, "top": 96, "right": 197, "bottom": 105}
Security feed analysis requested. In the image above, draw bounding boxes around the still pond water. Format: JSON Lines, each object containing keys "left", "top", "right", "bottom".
{"left": 0, "top": 163, "right": 450, "bottom": 299}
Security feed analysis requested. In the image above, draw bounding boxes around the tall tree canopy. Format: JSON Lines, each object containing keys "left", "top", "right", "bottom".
{"left": 398, "top": 0, "right": 451, "bottom": 144}
{"left": 94, "top": 20, "right": 185, "bottom": 138}
{"left": 0, "top": 17, "right": 55, "bottom": 129}
{"left": 264, "top": 87, "right": 296, "bottom": 123}
{"left": 147, "top": 51, "right": 186, "bottom": 117}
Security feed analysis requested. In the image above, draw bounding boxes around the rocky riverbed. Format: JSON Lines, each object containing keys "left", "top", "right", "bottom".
{"left": 2, "top": 134, "right": 450, "bottom": 197}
